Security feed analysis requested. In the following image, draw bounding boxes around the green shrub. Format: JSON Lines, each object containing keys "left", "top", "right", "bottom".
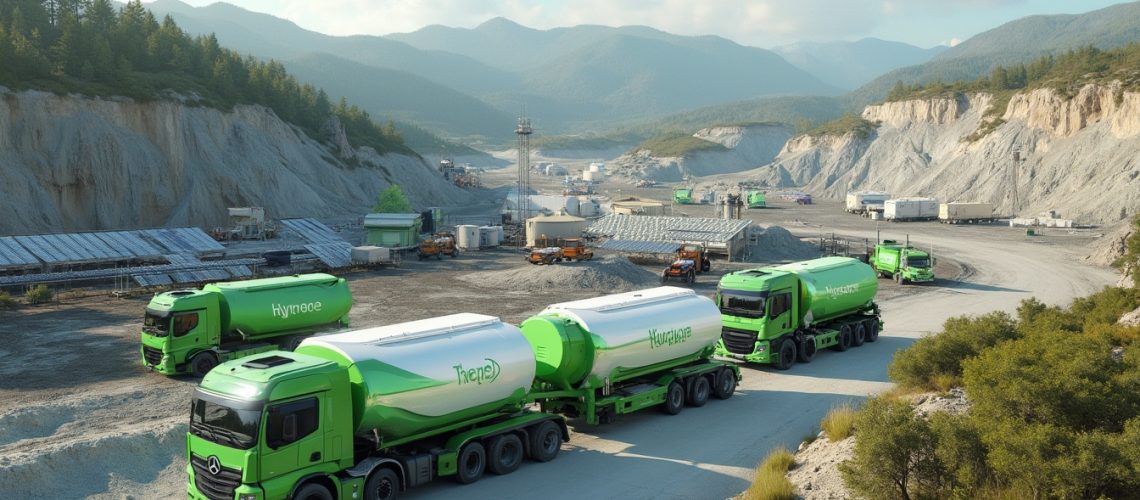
{"left": 821, "top": 403, "right": 857, "bottom": 442}
{"left": 0, "top": 291, "right": 13, "bottom": 307}
{"left": 840, "top": 396, "right": 940, "bottom": 500}
{"left": 887, "top": 311, "right": 1018, "bottom": 390}
{"left": 25, "top": 284, "right": 53, "bottom": 305}
{"left": 744, "top": 447, "right": 796, "bottom": 500}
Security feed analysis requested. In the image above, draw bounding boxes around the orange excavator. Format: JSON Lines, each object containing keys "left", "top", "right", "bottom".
{"left": 527, "top": 237, "right": 594, "bottom": 265}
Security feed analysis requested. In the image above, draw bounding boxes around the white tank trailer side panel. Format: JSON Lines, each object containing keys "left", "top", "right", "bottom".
{"left": 539, "top": 287, "right": 722, "bottom": 385}
{"left": 298, "top": 313, "right": 536, "bottom": 417}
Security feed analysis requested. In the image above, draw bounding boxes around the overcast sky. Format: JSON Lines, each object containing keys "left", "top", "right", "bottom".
{"left": 152, "top": 0, "right": 1129, "bottom": 48}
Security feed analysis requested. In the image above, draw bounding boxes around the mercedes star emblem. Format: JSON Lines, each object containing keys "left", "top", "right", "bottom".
{"left": 207, "top": 455, "right": 222, "bottom": 476}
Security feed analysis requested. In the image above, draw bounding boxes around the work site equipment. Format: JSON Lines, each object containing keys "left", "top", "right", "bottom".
{"left": 527, "top": 238, "right": 593, "bottom": 265}
{"left": 938, "top": 202, "right": 995, "bottom": 224}
{"left": 677, "top": 243, "right": 711, "bottom": 273}
{"left": 747, "top": 191, "right": 766, "bottom": 208}
{"left": 140, "top": 273, "right": 351, "bottom": 376}
{"left": 673, "top": 188, "right": 694, "bottom": 204}
{"left": 715, "top": 257, "right": 882, "bottom": 370}
{"left": 418, "top": 233, "right": 458, "bottom": 260}
{"left": 661, "top": 259, "right": 698, "bottom": 284}
{"left": 870, "top": 240, "right": 934, "bottom": 284}
{"left": 845, "top": 192, "right": 889, "bottom": 215}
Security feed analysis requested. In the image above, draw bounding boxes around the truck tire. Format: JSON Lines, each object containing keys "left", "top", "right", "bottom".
{"left": 686, "top": 269, "right": 695, "bottom": 283}
{"left": 686, "top": 376, "right": 710, "bottom": 407}
{"left": 454, "top": 441, "right": 486, "bottom": 484}
{"left": 661, "top": 382, "right": 685, "bottom": 415}
{"left": 528, "top": 421, "right": 561, "bottom": 462}
{"left": 363, "top": 467, "right": 400, "bottom": 500}
{"left": 775, "top": 339, "right": 797, "bottom": 370}
{"left": 798, "top": 337, "right": 817, "bottom": 363}
{"left": 895, "top": 273, "right": 904, "bottom": 285}
{"left": 852, "top": 323, "right": 866, "bottom": 347}
{"left": 701, "top": 258, "right": 711, "bottom": 273}
{"left": 488, "top": 433, "right": 524, "bottom": 475}
{"left": 294, "top": 483, "right": 334, "bottom": 500}
{"left": 713, "top": 368, "right": 737, "bottom": 399}
{"left": 863, "top": 319, "right": 880, "bottom": 343}
{"left": 190, "top": 352, "right": 218, "bottom": 377}
{"left": 834, "top": 326, "right": 852, "bottom": 352}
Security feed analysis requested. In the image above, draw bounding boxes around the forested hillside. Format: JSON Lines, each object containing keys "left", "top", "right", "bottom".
{"left": 0, "top": 0, "right": 408, "bottom": 154}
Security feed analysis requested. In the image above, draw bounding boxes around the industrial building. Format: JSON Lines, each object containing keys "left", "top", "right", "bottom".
{"left": 526, "top": 214, "right": 588, "bottom": 247}
{"left": 363, "top": 213, "right": 423, "bottom": 248}
{"left": 610, "top": 197, "right": 668, "bottom": 216}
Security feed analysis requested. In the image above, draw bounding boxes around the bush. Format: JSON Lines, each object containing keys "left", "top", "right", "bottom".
{"left": 821, "top": 403, "right": 857, "bottom": 442}
{"left": 0, "top": 291, "right": 13, "bottom": 307}
{"left": 840, "top": 397, "right": 940, "bottom": 500}
{"left": 744, "top": 447, "right": 796, "bottom": 500}
{"left": 25, "top": 284, "right": 53, "bottom": 305}
{"left": 887, "top": 311, "right": 1018, "bottom": 390}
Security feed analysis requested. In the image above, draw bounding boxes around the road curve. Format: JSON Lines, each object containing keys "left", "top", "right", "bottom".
{"left": 413, "top": 231, "right": 1119, "bottom": 499}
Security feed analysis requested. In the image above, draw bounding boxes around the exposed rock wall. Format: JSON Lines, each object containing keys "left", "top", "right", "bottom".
{"left": 0, "top": 89, "right": 472, "bottom": 234}
{"left": 610, "top": 124, "right": 793, "bottom": 181}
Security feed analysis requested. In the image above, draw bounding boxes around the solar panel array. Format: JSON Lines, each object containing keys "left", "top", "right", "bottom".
{"left": 587, "top": 215, "right": 752, "bottom": 244}
{"left": 0, "top": 257, "right": 265, "bottom": 287}
{"left": 0, "top": 228, "right": 224, "bottom": 270}
{"left": 598, "top": 239, "right": 681, "bottom": 254}
{"left": 0, "top": 237, "right": 39, "bottom": 267}
{"left": 305, "top": 242, "right": 353, "bottom": 269}
{"left": 141, "top": 228, "right": 225, "bottom": 255}
{"left": 280, "top": 219, "right": 345, "bottom": 244}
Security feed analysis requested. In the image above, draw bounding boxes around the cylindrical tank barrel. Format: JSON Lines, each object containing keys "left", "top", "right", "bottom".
{"left": 520, "top": 287, "right": 721, "bottom": 390}
{"left": 770, "top": 257, "right": 877, "bottom": 326}
{"left": 204, "top": 273, "right": 351, "bottom": 339}
{"left": 296, "top": 313, "right": 536, "bottom": 440}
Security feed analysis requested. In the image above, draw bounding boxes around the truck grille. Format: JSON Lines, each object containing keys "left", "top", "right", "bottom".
{"left": 142, "top": 346, "right": 163, "bottom": 366}
{"left": 191, "top": 454, "right": 242, "bottom": 500}
{"left": 721, "top": 328, "right": 759, "bottom": 355}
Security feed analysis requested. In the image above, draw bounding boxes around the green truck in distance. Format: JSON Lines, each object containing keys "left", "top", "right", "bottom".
{"left": 141, "top": 273, "right": 351, "bottom": 376}
{"left": 673, "top": 188, "right": 694, "bottom": 204}
{"left": 870, "top": 240, "right": 934, "bottom": 284}
{"left": 715, "top": 257, "right": 882, "bottom": 370}
{"left": 747, "top": 191, "right": 766, "bottom": 208}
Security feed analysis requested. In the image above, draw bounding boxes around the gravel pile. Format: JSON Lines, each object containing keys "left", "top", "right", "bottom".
{"left": 458, "top": 255, "right": 660, "bottom": 291}
{"left": 747, "top": 225, "right": 820, "bottom": 263}
{"left": 785, "top": 433, "right": 856, "bottom": 500}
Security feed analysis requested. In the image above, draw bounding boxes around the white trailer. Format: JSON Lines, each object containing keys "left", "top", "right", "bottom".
{"left": 939, "top": 202, "right": 995, "bottom": 224}
{"left": 884, "top": 197, "right": 939, "bottom": 221}
{"left": 845, "top": 191, "right": 890, "bottom": 214}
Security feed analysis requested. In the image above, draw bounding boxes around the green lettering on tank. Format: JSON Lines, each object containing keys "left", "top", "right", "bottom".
{"left": 648, "top": 326, "right": 693, "bottom": 349}
{"left": 454, "top": 358, "right": 500, "bottom": 385}
{"left": 271, "top": 301, "right": 324, "bottom": 319}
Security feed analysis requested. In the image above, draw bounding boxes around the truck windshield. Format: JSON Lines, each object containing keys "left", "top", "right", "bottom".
{"left": 907, "top": 257, "right": 930, "bottom": 268}
{"left": 142, "top": 309, "right": 171, "bottom": 336}
{"left": 190, "top": 394, "right": 261, "bottom": 450}
{"left": 718, "top": 289, "right": 767, "bottom": 318}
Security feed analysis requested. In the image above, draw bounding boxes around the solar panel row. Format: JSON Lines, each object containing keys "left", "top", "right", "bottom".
{"left": 0, "top": 228, "right": 222, "bottom": 269}
{"left": 280, "top": 218, "right": 345, "bottom": 245}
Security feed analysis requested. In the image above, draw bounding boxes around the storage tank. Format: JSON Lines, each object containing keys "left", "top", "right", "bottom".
{"left": 577, "top": 197, "right": 599, "bottom": 217}
{"left": 770, "top": 257, "right": 878, "bottom": 326}
{"left": 455, "top": 225, "right": 480, "bottom": 250}
{"left": 202, "top": 273, "right": 352, "bottom": 339}
{"left": 297, "top": 313, "right": 536, "bottom": 440}
{"left": 520, "top": 287, "right": 721, "bottom": 390}
{"left": 526, "top": 214, "right": 587, "bottom": 247}
{"left": 478, "top": 226, "right": 498, "bottom": 247}
{"left": 588, "top": 162, "right": 604, "bottom": 173}
{"left": 564, "top": 196, "right": 581, "bottom": 216}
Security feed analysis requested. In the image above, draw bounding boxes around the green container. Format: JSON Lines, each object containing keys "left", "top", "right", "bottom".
{"left": 770, "top": 257, "right": 878, "bottom": 325}
{"left": 204, "top": 273, "right": 352, "bottom": 339}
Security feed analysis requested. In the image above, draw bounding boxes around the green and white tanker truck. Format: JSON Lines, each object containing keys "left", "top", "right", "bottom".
{"left": 715, "top": 257, "right": 882, "bottom": 370}
{"left": 869, "top": 240, "right": 934, "bottom": 284}
{"left": 141, "top": 273, "right": 351, "bottom": 377}
{"left": 186, "top": 287, "right": 739, "bottom": 499}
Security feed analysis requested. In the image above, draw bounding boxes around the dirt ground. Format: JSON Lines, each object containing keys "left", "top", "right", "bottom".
{"left": 0, "top": 161, "right": 1116, "bottom": 498}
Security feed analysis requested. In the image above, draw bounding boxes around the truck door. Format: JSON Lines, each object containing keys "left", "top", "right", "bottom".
{"left": 261, "top": 396, "right": 324, "bottom": 480}
{"left": 768, "top": 291, "right": 793, "bottom": 336}
{"left": 170, "top": 311, "right": 204, "bottom": 357}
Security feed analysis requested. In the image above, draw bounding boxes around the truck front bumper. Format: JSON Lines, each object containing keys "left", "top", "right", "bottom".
{"left": 715, "top": 339, "right": 772, "bottom": 364}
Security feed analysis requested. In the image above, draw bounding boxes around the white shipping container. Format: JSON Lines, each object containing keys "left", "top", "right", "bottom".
{"left": 351, "top": 246, "right": 390, "bottom": 264}
{"left": 845, "top": 191, "right": 890, "bottom": 212}
{"left": 884, "top": 197, "right": 939, "bottom": 221}
{"left": 939, "top": 202, "right": 994, "bottom": 222}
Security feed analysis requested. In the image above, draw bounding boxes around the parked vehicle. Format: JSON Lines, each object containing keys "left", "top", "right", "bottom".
{"left": 140, "top": 274, "right": 351, "bottom": 376}
{"left": 883, "top": 197, "right": 939, "bottom": 221}
{"left": 673, "top": 188, "right": 694, "bottom": 204}
{"left": 747, "top": 191, "right": 766, "bottom": 208}
{"left": 715, "top": 257, "right": 882, "bottom": 370}
{"left": 661, "top": 259, "right": 698, "bottom": 283}
{"left": 418, "top": 233, "right": 458, "bottom": 260}
{"left": 845, "top": 191, "right": 889, "bottom": 215}
{"left": 677, "top": 244, "right": 711, "bottom": 273}
{"left": 938, "top": 202, "right": 995, "bottom": 224}
{"left": 870, "top": 240, "right": 934, "bottom": 284}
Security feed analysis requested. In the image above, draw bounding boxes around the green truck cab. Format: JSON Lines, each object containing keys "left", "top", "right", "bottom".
{"left": 673, "top": 188, "right": 694, "bottom": 204}
{"left": 870, "top": 240, "right": 934, "bottom": 284}
{"left": 746, "top": 191, "right": 766, "bottom": 208}
{"left": 141, "top": 273, "right": 352, "bottom": 377}
{"left": 714, "top": 257, "right": 882, "bottom": 370}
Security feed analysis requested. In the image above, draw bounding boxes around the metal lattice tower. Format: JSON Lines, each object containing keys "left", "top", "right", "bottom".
{"left": 515, "top": 116, "right": 533, "bottom": 243}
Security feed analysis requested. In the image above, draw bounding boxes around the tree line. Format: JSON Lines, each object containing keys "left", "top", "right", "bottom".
{"left": 0, "top": 0, "right": 408, "bottom": 154}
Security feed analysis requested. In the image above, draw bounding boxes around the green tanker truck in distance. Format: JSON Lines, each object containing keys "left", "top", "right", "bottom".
{"left": 523, "top": 286, "right": 741, "bottom": 425}
{"left": 187, "top": 313, "right": 568, "bottom": 500}
{"left": 673, "top": 188, "right": 694, "bottom": 204}
{"left": 870, "top": 240, "right": 934, "bottom": 284}
{"left": 747, "top": 191, "right": 766, "bottom": 208}
{"left": 715, "top": 257, "right": 882, "bottom": 370}
{"left": 141, "top": 273, "right": 351, "bottom": 376}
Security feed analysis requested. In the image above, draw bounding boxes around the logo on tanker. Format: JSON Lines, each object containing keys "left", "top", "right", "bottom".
{"left": 648, "top": 326, "right": 693, "bottom": 349}
{"left": 271, "top": 301, "right": 323, "bottom": 319}
{"left": 454, "top": 358, "right": 500, "bottom": 385}
{"left": 824, "top": 284, "right": 859, "bottom": 300}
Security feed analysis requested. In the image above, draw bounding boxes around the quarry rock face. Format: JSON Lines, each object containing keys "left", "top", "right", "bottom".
{"left": 610, "top": 124, "right": 793, "bottom": 181}
{"left": 0, "top": 89, "right": 471, "bottom": 233}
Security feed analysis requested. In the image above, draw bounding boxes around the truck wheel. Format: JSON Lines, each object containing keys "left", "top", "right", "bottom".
{"left": 364, "top": 467, "right": 400, "bottom": 500}
{"left": 895, "top": 273, "right": 904, "bottom": 285}
{"left": 686, "top": 376, "right": 710, "bottom": 407}
{"left": 454, "top": 441, "right": 486, "bottom": 484}
{"left": 190, "top": 352, "right": 218, "bottom": 377}
{"left": 775, "top": 339, "right": 796, "bottom": 370}
{"left": 528, "top": 421, "right": 561, "bottom": 462}
{"left": 863, "top": 319, "right": 880, "bottom": 343}
{"left": 713, "top": 368, "right": 737, "bottom": 399}
{"left": 686, "top": 270, "right": 695, "bottom": 283}
{"left": 798, "top": 337, "right": 817, "bottom": 363}
{"left": 661, "top": 271, "right": 669, "bottom": 284}
{"left": 661, "top": 382, "right": 685, "bottom": 415}
{"left": 701, "top": 259, "right": 711, "bottom": 273}
{"left": 852, "top": 323, "right": 866, "bottom": 347}
{"left": 294, "top": 483, "right": 334, "bottom": 500}
{"left": 834, "top": 326, "right": 852, "bottom": 352}
{"left": 488, "top": 433, "right": 524, "bottom": 475}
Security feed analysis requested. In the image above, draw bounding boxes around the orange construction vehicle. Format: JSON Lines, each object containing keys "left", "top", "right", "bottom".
{"left": 418, "top": 233, "right": 458, "bottom": 260}
{"left": 527, "top": 237, "right": 594, "bottom": 265}
{"left": 559, "top": 238, "right": 594, "bottom": 261}
{"left": 677, "top": 243, "right": 711, "bottom": 273}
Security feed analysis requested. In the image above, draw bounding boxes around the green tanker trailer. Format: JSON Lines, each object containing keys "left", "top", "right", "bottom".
{"left": 715, "top": 257, "right": 882, "bottom": 370}
{"left": 523, "top": 286, "right": 741, "bottom": 425}
{"left": 186, "top": 313, "right": 568, "bottom": 500}
{"left": 140, "top": 273, "right": 351, "bottom": 376}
